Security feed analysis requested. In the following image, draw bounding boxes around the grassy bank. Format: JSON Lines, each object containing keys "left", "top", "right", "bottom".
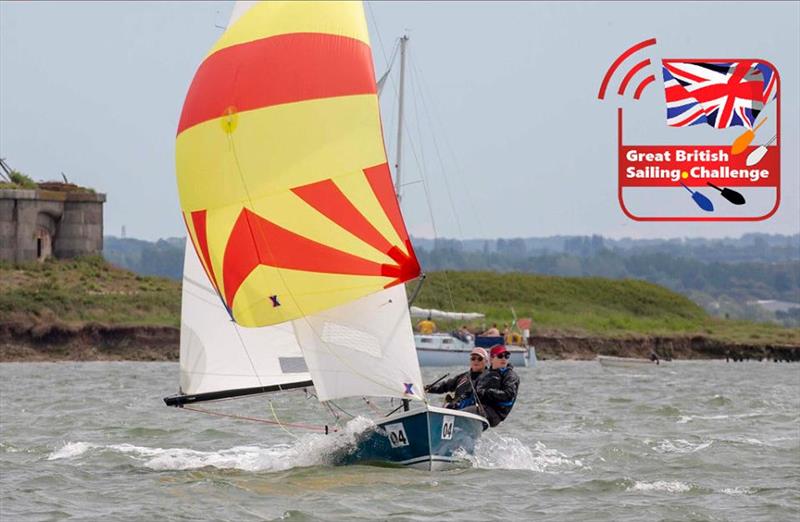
{"left": 1, "top": 259, "right": 797, "bottom": 346}
{"left": 0, "top": 256, "right": 180, "bottom": 327}
{"left": 412, "top": 271, "right": 800, "bottom": 346}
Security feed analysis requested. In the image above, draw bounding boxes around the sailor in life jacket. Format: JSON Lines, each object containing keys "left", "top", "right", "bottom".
{"left": 424, "top": 348, "right": 488, "bottom": 410}
{"left": 473, "top": 344, "right": 520, "bottom": 427}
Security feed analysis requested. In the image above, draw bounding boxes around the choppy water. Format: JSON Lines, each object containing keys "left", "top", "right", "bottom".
{"left": 1, "top": 361, "right": 798, "bottom": 521}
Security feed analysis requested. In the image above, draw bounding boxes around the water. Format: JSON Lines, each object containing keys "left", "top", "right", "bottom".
{"left": 1, "top": 361, "right": 798, "bottom": 521}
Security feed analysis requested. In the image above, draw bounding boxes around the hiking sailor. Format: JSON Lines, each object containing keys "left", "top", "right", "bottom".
{"left": 469, "top": 344, "right": 520, "bottom": 427}
{"left": 424, "top": 348, "right": 488, "bottom": 410}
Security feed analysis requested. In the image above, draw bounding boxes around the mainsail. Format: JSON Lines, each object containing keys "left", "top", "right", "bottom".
{"left": 170, "top": 1, "right": 425, "bottom": 405}
{"left": 167, "top": 243, "right": 312, "bottom": 405}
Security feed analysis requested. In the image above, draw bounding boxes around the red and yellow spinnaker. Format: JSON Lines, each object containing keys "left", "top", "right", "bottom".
{"left": 176, "top": 1, "right": 419, "bottom": 328}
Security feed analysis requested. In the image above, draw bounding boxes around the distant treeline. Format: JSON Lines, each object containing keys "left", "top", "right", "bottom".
{"left": 414, "top": 233, "right": 800, "bottom": 264}
{"left": 103, "top": 236, "right": 184, "bottom": 281}
{"left": 102, "top": 233, "right": 800, "bottom": 326}
{"left": 415, "top": 234, "right": 799, "bottom": 326}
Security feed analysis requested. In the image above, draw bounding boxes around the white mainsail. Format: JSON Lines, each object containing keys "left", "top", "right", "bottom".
{"left": 178, "top": 242, "right": 312, "bottom": 398}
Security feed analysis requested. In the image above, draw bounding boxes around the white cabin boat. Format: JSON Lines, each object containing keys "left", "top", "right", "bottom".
{"left": 415, "top": 333, "right": 536, "bottom": 367}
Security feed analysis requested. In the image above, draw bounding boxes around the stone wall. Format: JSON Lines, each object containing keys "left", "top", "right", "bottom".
{"left": 0, "top": 189, "right": 106, "bottom": 263}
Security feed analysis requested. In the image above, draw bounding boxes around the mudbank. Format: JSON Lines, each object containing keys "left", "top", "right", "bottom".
{"left": 0, "top": 321, "right": 179, "bottom": 362}
{"left": 531, "top": 334, "right": 800, "bottom": 362}
{"left": 1, "top": 321, "right": 797, "bottom": 362}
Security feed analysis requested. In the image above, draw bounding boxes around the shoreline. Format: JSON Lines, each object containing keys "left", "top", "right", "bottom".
{"left": 2, "top": 322, "right": 797, "bottom": 363}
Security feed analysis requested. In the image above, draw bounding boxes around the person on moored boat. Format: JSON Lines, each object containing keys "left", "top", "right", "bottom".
{"left": 417, "top": 314, "right": 437, "bottom": 334}
{"left": 472, "top": 344, "right": 520, "bottom": 428}
{"left": 454, "top": 324, "right": 474, "bottom": 343}
{"left": 424, "top": 348, "right": 488, "bottom": 410}
{"left": 481, "top": 323, "right": 500, "bottom": 337}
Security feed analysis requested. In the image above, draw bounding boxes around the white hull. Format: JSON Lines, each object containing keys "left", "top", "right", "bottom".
{"left": 597, "top": 355, "right": 663, "bottom": 368}
{"left": 414, "top": 334, "right": 535, "bottom": 367}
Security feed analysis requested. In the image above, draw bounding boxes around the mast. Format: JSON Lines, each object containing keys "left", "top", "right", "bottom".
{"left": 394, "top": 34, "right": 409, "bottom": 201}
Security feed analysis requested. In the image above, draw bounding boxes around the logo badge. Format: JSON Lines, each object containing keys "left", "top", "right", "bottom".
{"left": 599, "top": 39, "right": 781, "bottom": 221}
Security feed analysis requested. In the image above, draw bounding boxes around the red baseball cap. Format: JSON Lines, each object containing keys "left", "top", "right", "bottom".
{"left": 490, "top": 345, "right": 509, "bottom": 357}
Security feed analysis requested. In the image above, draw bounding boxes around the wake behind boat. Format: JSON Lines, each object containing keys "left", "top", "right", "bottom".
{"left": 164, "top": 0, "right": 488, "bottom": 470}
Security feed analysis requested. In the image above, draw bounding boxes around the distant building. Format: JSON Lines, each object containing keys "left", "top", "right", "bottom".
{"left": 0, "top": 185, "right": 106, "bottom": 263}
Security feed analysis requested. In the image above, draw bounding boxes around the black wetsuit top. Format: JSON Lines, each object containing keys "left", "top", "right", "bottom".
{"left": 475, "top": 365, "right": 520, "bottom": 427}
{"left": 426, "top": 370, "right": 483, "bottom": 410}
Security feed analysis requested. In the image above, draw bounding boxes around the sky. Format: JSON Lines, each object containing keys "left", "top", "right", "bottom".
{"left": 1, "top": 1, "right": 798, "bottom": 241}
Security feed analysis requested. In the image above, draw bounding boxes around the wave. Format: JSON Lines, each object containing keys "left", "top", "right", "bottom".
{"left": 627, "top": 480, "right": 693, "bottom": 493}
{"left": 721, "top": 487, "right": 756, "bottom": 496}
{"left": 48, "top": 441, "right": 97, "bottom": 460}
{"left": 650, "top": 439, "right": 713, "bottom": 454}
{"left": 46, "top": 416, "right": 376, "bottom": 472}
{"left": 458, "top": 433, "right": 585, "bottom": 472}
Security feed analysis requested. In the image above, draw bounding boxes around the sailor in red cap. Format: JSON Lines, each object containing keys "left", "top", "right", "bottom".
{"left": 471, "top": 344, "right": 520, "bottom": 427}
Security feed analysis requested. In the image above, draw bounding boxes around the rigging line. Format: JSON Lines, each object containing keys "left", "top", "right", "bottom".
{"left": 402, "top": 113, "right": 458, "bottom": 313}
{"left": 181, "top": 405, "right": 333, "bottom": 432}
{"left": 397, "top": 62, "right": 456, "bottom": 313}
{"left": 269, "top": 400, "right": 301, "bottom": 440}
{"left": 406, "top": 52, "right": 458, "bottom": 313}
{"left": 409, "top": 53, "right": 488, "bottom": 240}
{"left": 306, "top": 390, "right": 343, "bottom": 425}
{"left": 323, "top": 400, "right": 343, "bottom": 424}
{"left": 328, "top": 400, "right": 356, "bottom": 419}
{"left": 409, "top": 50, "right": 465, "bottom": 240}
{"left": 365, "top": 2, "right": 400, "bottom": 99}
{"left": 396, "top": 87, "right": 438, "bottom": 239}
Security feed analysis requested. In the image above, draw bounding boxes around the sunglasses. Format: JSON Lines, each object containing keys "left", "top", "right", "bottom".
{"left": 493, "top": 352, "right": 511, "bottom": 359}
{"left": 470, "top": 355, "right": 485, "bottom": 361}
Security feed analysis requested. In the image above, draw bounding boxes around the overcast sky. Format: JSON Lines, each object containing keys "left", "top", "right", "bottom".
{"left": 1, "top": 1, "right": 798, "bottom": 241}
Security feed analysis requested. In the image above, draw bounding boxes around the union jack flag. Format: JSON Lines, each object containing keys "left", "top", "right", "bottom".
{"left": 662, "top": 60, "right": 777, "bottom": 129}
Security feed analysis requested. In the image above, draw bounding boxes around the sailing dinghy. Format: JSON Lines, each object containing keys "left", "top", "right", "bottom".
{"left": 164, "top": 0, "right": 488, "bottom": 470}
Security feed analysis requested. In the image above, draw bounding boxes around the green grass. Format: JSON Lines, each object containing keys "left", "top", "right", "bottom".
{"left": 408, "top": 271, "right": 800, "bottom": 345}
{"left": 1, "top": 260, "right": 796, "bottom": 345}
{"left": 1, "top": 170, "right": 38, "bottom": 189}
{"left": 0, "top": 256, "right": 180, "bottom": 327}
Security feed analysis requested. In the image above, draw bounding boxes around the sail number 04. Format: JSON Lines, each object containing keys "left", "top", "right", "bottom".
{"left": 385, "top": 423, "right": 410, "bottom": 448}
{"left": 441, "top": 415, "right": 455, "bottom": 440}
